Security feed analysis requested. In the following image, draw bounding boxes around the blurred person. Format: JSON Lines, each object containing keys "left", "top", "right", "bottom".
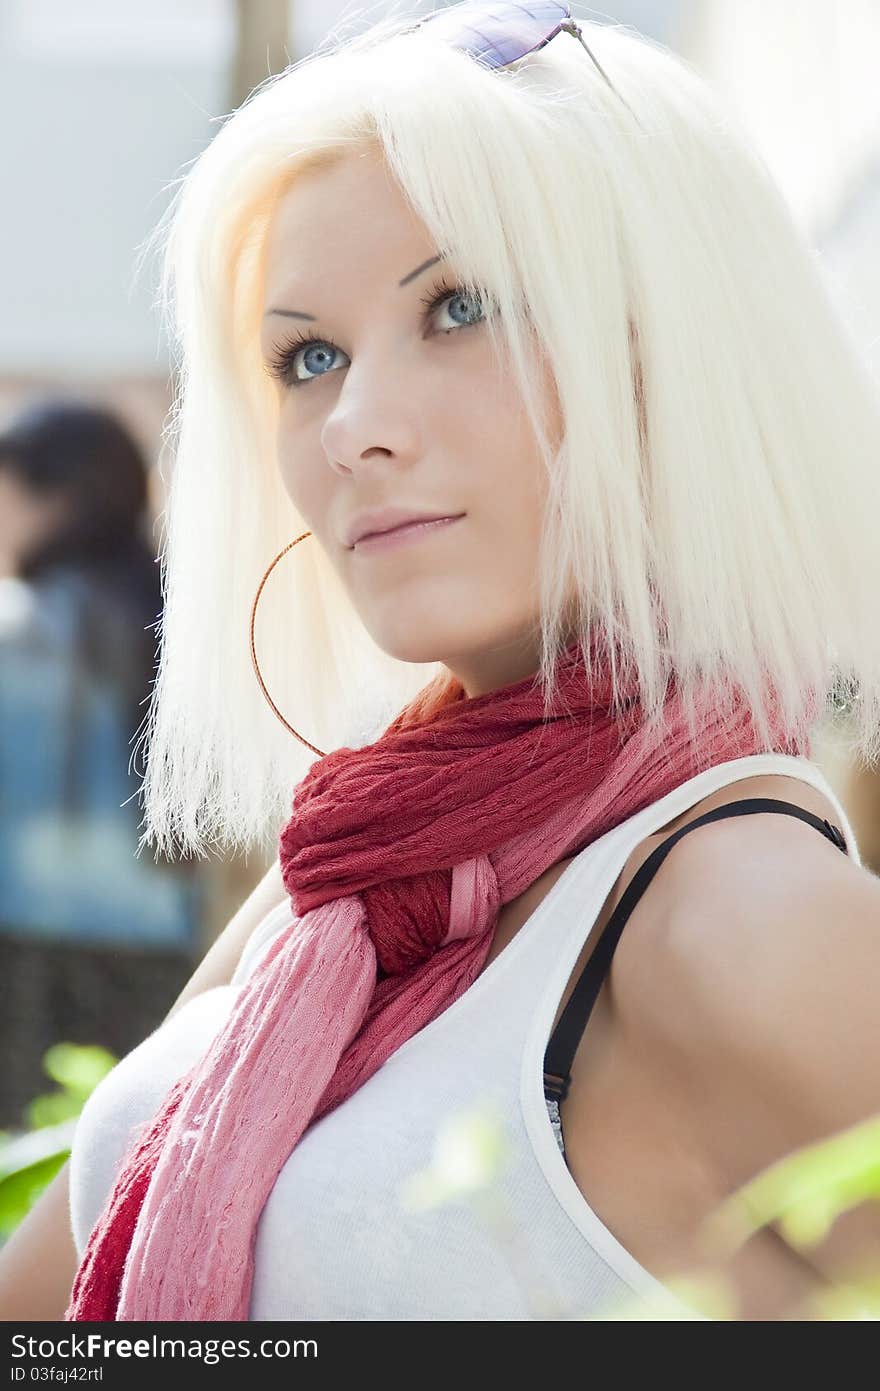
{"left": 1, "top": 2, "right": 880, "bottom": 1324}
{"left": 0, "top": 399, "right": 204, "bottom": 1128}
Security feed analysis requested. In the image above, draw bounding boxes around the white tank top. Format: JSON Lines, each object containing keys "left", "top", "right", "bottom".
{"left": 68, "top": 752, "right": 859, "bottom": 1320}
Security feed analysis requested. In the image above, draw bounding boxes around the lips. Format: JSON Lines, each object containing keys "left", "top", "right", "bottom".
{"left": 361, "top": 515, "right": 455, "bottom": 542}
{"left": 353, "top": 514, "right": 464, "bottom": 553}
{"left": 346, "top": 507, "right": 466, "bottom": 547}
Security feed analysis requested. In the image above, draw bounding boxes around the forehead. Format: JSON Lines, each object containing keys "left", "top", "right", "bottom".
{"left": 262, "top": 150, "right": 433, "bottom": 294}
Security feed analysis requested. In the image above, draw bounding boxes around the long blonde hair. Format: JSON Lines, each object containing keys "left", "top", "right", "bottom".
{"left": 133, "top": 6, "right": 880, "bottom": 860}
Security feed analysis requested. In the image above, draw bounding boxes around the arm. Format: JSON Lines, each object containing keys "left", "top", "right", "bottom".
{"left": 651, "top": 826, "right": 880, "bottom": 1304}
{"left": 0, "top": 852, "right": 288, "bottom": 1321}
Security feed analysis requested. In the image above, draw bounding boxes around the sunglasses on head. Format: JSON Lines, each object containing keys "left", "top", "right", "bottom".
{"left": 403, "top": 0, "right": 637, "bottom": 119}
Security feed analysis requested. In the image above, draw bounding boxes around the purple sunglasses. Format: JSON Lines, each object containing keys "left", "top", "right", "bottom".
{"left": 403, "top": 0, "right": 636, "bottom": 117}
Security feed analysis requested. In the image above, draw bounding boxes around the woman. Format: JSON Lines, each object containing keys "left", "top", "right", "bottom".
{"left": 0, "top": 400, "right": 202, "bottom": 1126}
{"left": 1, "top": 2, "right": 879, "bottom": 1322}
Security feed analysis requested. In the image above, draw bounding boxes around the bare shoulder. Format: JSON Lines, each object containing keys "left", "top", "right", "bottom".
{"left": 609, "top": 769, "right": 855, "bottom": 1000}
{"left": 644, "top": 770, "right": 870, "bottom": 999}
{"left": 619, "top": 771, "right": 880, "bottom": 1184}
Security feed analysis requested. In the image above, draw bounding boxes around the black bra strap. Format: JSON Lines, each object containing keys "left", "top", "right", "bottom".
{"left": 543, "top": 798, "right": 848, "bottom": 1104}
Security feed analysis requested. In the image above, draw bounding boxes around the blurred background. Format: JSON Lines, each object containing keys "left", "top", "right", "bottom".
{"left": 0, "top": 0, "right": 878, "bottom": 1134}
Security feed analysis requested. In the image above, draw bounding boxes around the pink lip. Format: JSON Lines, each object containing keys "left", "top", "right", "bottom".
{"left": 353, "top": 514, "right": 464, "bottom": 553}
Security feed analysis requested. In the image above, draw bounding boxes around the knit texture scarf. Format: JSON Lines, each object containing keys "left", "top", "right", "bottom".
{"left": 65, "top": 635, "right": 806, "bottom": 1320}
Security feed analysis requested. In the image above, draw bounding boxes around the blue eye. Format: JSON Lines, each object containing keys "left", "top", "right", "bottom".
{"left": 264, "top": 278, "right": 488, "bottom": 389}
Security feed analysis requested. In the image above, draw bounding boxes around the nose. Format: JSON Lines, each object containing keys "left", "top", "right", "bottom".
{"left": 326, "top": 445, "right": 397, "bottom": 478}
{"left": 320, "top": 359, "right": 423, "bottom": 477}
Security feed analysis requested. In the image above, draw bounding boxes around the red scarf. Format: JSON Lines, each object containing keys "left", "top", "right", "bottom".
{"left": 65, "top": 635, "right": 805, "bottom": 1319}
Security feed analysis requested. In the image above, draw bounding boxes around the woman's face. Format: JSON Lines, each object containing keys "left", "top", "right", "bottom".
{"left": 260, "top": 148, "right": 570, "bottom": 697}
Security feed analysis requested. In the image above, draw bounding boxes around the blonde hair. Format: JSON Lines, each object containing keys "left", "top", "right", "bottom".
{"left": 133, "top": 5, "right": 880, "bottom": 861}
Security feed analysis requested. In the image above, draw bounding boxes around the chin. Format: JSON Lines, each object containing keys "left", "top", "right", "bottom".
{"left": 355, "top": 590, "right": 479, "bottom": 665}
{"left": 370, "top": 629, "right": 451, "bottom": 667}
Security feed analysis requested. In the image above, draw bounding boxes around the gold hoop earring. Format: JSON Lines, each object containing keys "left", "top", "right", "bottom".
{"left": 249, "top": 530, "right": 327, "bottom": 758}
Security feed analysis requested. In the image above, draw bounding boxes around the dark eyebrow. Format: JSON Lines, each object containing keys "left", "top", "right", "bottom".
{"left": 264, "top": 254, "right": 444, "bottom": 320}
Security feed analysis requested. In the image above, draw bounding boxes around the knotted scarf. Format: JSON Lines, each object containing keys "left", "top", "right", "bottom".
{"left": 65, "top": 634, "right": 807, "bottom": 1319}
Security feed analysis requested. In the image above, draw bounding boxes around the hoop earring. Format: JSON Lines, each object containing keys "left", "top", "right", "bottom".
{"left": 249, "top": 530, "right": 327, "bottom": 758}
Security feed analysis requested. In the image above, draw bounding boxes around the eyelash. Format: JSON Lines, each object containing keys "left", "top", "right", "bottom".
{"left": 264, "top": 276, "right": 487, "bottom": 389}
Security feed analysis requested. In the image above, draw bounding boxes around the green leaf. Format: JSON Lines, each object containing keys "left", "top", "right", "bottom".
{"left": 0, "top": 1153, "right": 69, "bottom": 1238}
{"left": 0, "top": 1120, "right": 78, "bottom": 1181}
{"left": 0, "top": 1042, "right": 118, "bottom": 1238}
{"left": 40, "top": 1043, "right": 117, "bottom": 1098}
{"left": 26, "top": 1091, "right": 86, "bottom": 1129}
{"left": 701, "top": 1113, "right": 880, "bottom": 1257}
{"left": 23, "top": 1042, "right": 118, "bottom": 1130}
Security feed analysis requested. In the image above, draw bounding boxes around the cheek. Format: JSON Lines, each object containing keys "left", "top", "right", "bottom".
{"left": 490, "top": 466, "right": 547, "bottom": 598}
{"left": 476, "top": 398, "right": 551, "bottom": 549}
{"left": 276, "top": 439, "right": 332, "bottom": 538}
